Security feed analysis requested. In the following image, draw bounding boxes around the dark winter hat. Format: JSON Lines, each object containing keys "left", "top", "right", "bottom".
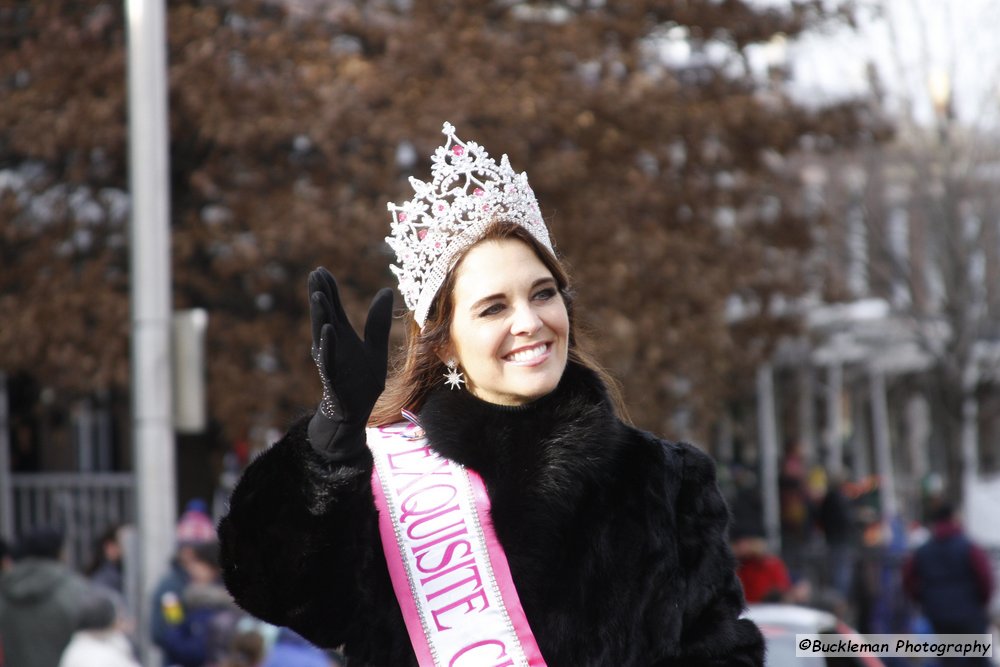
{"left": 76, "top": 588, "right": 118, "bottom": 631}
{"left": 929, "top": 502, "right": 956, "bottom": 524}
{"left": 18, "top": 526, "right": 65, "bottom": 559}
{"left": 729, "top": 519, "right": 766, "bottom": 541}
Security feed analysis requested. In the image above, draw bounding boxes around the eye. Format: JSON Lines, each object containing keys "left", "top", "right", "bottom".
{"left": 478, "top": 303, "right": 505, "bottom": 318}
{"left": 533, "top": 287, "right": 557, "bottom": 301}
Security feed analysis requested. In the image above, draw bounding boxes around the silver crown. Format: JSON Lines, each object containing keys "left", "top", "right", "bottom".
{"left": 386, "top": 122, "right": 553, "bottom": 327}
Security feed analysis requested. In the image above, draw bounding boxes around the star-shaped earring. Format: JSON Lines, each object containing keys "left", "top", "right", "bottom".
{"left": 444, "top": 359, "right": 465, "bottom": 390}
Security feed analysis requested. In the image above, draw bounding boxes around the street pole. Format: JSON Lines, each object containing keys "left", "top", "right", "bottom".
{"left": 0, "top": 372, "right": 12, "bottom": 541}
{"left": 961, "top": 357, "right": 979, "bottom": 513}
{"left": 757, "top": 364, "right": 781, "bottom": 554}
{"left": 869, "top": 366, "right": 898, "bottom": 522}
{"left": 825, "top": 362, "right": 844, "bottom": 479}
{"left": 125, "top": 0, "right": 175, "bottom": 663}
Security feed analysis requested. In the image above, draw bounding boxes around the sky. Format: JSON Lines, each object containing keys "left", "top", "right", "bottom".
{"left": 780, "top": 0, "right": 1000, "bottom": 130}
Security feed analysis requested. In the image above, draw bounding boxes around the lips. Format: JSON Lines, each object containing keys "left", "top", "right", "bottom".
{"left": 503, "top": 342, "right": 550, "bottom": 364}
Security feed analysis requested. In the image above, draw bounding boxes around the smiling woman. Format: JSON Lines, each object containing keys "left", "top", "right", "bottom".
{"left": 440, "top": 237, "right": 569, "bottom": 406}
{"left": 218, "top": 122, "right": 765, "bottom": 667}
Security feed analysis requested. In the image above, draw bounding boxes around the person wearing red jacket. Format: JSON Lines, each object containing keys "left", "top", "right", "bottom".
{"left": 731, "top": 523, "right": 793, "bottom": 604}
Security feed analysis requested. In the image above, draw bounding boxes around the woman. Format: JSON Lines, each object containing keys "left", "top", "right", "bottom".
{"left": 219, "top": 122, "right": 764, "bottom": 666}
{"left": 85, "top": 524, "right": 124, "bottom": 597}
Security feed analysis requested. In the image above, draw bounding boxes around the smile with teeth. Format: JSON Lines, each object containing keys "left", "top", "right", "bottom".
{"left": 504, "top": 342, "right": 550, "bottom": 364}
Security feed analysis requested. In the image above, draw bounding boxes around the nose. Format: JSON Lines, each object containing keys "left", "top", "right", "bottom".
{"left": 510, "top": 302, "right": 543, "bottom": 336}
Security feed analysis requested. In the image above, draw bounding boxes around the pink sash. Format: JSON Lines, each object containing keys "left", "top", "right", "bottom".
{"left": 366, "top": 420, "right": 548, "bottom": 667}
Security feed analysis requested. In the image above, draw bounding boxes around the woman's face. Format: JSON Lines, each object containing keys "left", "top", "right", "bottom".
{"left": 444, "top": 238, "right": 569, "bottom": 406}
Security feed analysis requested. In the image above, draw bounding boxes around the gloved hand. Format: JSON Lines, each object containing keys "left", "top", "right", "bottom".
{"left": 306, "top": 267, "right": 393, "bottom": 460}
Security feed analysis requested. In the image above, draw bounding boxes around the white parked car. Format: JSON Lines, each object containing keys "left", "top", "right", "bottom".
{"left": 744, "top": 603, "right": 886, "bottom": 667}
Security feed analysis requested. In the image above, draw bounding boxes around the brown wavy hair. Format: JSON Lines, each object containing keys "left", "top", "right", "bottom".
{"left": 370, "top": 220, "right": 627, "bottom": 426}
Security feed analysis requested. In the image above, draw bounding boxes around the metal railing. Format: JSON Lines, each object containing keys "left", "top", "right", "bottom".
{"left": 5, "top": 472, "right": 135, "bottom": 571}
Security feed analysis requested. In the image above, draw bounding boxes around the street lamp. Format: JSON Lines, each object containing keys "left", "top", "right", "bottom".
{"left": 928, "top": 68, "right": 953, "bottom": 144}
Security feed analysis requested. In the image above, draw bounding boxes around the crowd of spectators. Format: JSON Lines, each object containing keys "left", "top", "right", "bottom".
{"left": 0, "top": 499, "right": 345, "bottom": 667}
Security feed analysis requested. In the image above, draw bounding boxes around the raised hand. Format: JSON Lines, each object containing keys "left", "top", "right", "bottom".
{"left": 306, "top": 267, "right": 393, "bottom": 457}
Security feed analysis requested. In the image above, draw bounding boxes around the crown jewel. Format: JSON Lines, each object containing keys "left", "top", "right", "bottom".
{"left": 386, "top": 122, "right": 553, "bottom": 327}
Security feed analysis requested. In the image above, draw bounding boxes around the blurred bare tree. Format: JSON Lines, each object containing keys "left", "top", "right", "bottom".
{"left": 807, "top": 0, "right": 1000, "bottom": 494}
{"left": 0, "top": 0, "right": 881, "bottom": 445}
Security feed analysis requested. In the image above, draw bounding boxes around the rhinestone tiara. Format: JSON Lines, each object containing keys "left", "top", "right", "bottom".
{"left": 386, "top": 121, "right": 554, "bottom": 327}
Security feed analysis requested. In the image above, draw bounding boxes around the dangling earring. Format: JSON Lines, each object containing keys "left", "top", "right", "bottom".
{"left": 443, "top": 359, "right": 465, "bottom": 390}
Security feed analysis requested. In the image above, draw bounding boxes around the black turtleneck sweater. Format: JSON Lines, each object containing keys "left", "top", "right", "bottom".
{"left": 219, "top": 362, "right": 764, "bottom": 666}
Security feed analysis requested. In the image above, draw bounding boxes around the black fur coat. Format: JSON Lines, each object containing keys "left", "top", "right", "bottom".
{"left": 219, "top": 362, "right": 764, "bottom": 666}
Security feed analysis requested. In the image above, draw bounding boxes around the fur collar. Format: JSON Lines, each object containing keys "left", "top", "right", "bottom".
{"left": 417, "top": 360, "right": 625, "bottom": 500}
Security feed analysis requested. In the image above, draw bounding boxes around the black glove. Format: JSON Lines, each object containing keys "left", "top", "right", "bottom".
{"left": 306, "top": 267, "right": 393, "bottom": 460}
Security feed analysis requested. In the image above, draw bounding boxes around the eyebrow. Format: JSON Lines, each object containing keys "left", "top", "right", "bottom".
{"left": 468, "top": 276, "right": 557, "bottom": 313}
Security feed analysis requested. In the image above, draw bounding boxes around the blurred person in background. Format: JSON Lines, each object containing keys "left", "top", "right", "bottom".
{"left": 152, "top": 499, "right": 218, "bottom": 661}
{"left": 160, "top": 539, "right": 244, "bottom": 667}
{"left": 816, "top": 472, "right": 856, "bottom": 603}
{"left": 731, "top": 520, "right": 793, "bottom": 604}
{"left": 86, "top": 523, "right": 126, "bottom": 597}
{"left": 220, "top": 627, "right": 266, "bottom": 667}
{"left": 219, "top": 123, "right": 763, "bottom": 665}
{"left": 261, "top": 627, "right": 342, "bottom": 667}
{"left": 853, "top": 508, "right": 912, "bottom": 637}
{"left": 778, "top": 439, "right": 813, "bottom": 577}
{"left": 85, "top": 523, "right": 141, "bottom": 661}
{"left": 0, "top": 538, "right": 12, "bottom": 573}
{"left": 0, "top": 526, "right": 91, "bottom": 667}
{"left": 903, "top": 503, "right": 994, "bottom": 666}
{"left": 58, "top": 587, "right": 140, "bottom": 667}
{"left": 0, "top": 536, "right": 7, "bottom": 667}
{"left": 726, "top": 464, "right": 764, "bottom": 547}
